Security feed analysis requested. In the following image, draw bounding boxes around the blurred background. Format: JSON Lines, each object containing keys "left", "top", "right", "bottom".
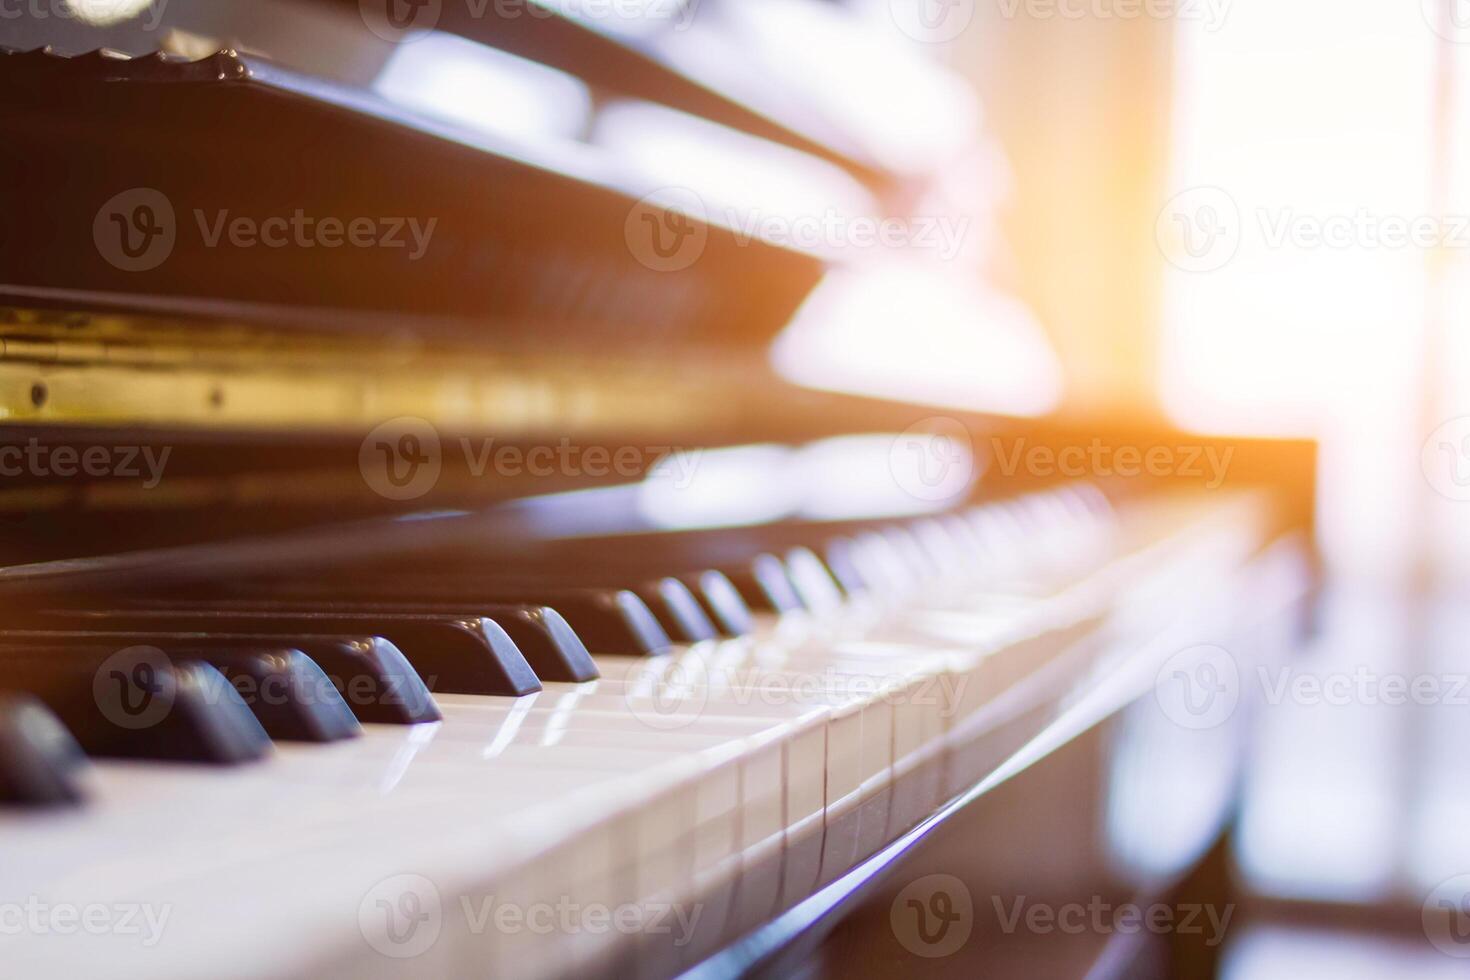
{"left": 817, "top": 1, "right": 1470, "bottom": 976}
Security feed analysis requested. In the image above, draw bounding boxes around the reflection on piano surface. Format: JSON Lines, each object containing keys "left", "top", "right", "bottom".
{"left": 0, "top": 2, "right": 1315, "bottom": 978}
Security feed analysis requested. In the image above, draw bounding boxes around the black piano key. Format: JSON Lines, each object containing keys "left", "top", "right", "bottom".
{"left": 726, "top": 553, "right": 804, "bottom": 614}
{"left": 23, "top": 611, "right": 541, "bottom": 698}
{"left": 270, "top": 590, "right": 673, "bottom": 658}
{"left": 178, "top": 648, "right": 361, "bottom": 743}
{"left": 679, "top": 570, "right": 755, "bottom": 637}
{"left": 322, "top": 604, "right": 601, "bottom": 682}
{"left": 852, "top": 530, "right": 919, "bottom": 593}
{"left": 783, "top": 547, "right": 845, "bottom": 613}
{"left": 281, "top": 615, "right": 540, "bottom": 696}
{"left": 487, "top": 605, "right": 599, "bottom": 681}
{"left": 2, "top": 630, "right": 437, "bottom": 726}
{"left": 538, "top": 590, "right": 673, "bottom": 656}
{"left": 3, "top": 649, "right": 271, "bottom": 764}
{"left": 883, "top": 526, "right": 939, "bottom": 580}
{"left": 938, "top": 514, "right": 987, "bottom": 570}
{"left": 0, "top": 634, "right": 359, "bottom": 744}
{"left": 969, "top": 505, "right": 1026, "bottom": 552}
{"left": 0, "top": 695, "right": 88, "bottom": 808}
{"left": 637, "top": 579, "right": 719, "bottom": 643}
{"left": 911, "top": 518, "right": 965, "bottom": 576}
{"left": 291, "top": 637, "right": 442, "bottom": 723}
{"left": 822, "top": 538, "right": 870, "bottom": 596}
{"left": 68, "top": 601, "right": 598, "bottom": 684}
{"left": 375, "top": 588, "right": 673, "bottom": 656}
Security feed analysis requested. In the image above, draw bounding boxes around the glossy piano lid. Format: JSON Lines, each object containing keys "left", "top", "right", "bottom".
{"left": 380, "top": 0, "right": 978, "bottom": 192}
{"left": 0, "top": 42, "right": 825, "bottom": 351}
{"left": 0, "top": 0, "right": 975, "bottom": 191}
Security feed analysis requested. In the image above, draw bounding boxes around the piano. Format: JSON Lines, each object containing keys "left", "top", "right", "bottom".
{"left": 0, "top": 3, "right": 1317, "bottom": 977}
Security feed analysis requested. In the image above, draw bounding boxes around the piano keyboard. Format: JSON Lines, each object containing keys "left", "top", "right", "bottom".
{"left": 0, "top": 485, "right": 1270, "bottom": 979}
